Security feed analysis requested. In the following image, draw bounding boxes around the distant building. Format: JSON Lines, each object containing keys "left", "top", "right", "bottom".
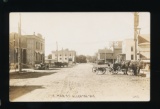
{"left": 9, "top": 32, "right": 45, "bottom": 68}
{"left": 117, "top": 39, "right": 135, "bottom": 61}
{"left": 97, "top": 48, "right": 114, "bottom": 63}
{"left": 97, "top": 41, "right": 122, "bottom": 63}
{"left": 52, "top": 49, "right": 76, "bottom": 64}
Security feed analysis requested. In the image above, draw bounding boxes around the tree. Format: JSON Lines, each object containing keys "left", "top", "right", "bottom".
{"left": 86, "top": 55, "right": 97, "bottom": 63}
{"left": 48, "top": 54, "right": 52, "bottom": 59}
{"left": 76, "top": 55, "right": 87, "bottom": 63}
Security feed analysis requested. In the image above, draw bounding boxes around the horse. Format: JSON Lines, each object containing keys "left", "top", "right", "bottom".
{"left": 112, "top": 60, "right": 131, "bottom": 75}
{"left": 129, "top": 60, "right": 144, "bottom": 76}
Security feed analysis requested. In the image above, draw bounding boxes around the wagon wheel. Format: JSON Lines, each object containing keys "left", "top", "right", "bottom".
{"left": 117, "top": 66, "right": 121, "bottom": 73}
{"left": 101, "top": 68, "right": 106, "bottom": 74}
{"left": 109, "top": 67, "right": 114, "bottom": 74}
{"left": 92, "top": 67, "right": 97, "bottom": 73}
{"left": 113, "top": 66, "right": 120, "bottom": 74}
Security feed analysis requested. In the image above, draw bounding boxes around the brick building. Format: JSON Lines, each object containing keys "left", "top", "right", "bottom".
{"left": 23, "top": 33, "right": 45, "bottom": 65}
{"left": 9, "top": 32, "right": 45, "bottom": 67}
{"left": 9, "top": 32, "right": 27, "bottom": 66}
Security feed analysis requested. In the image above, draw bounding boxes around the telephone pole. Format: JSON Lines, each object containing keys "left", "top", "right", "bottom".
{"left": 18, "top": 13, "right": 22, "bottom": 72}
{"left": 105, "top": 47, "right": 106, "bottom": 63}
{"left": 134, "top": 12, "right": 140, "bottom": 60}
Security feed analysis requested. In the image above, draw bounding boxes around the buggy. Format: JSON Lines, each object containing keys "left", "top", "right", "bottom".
{"left": 92, "top": 59, "right": 113, "bottom": 74}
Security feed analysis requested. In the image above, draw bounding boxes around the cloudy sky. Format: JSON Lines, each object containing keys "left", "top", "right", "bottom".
{"left": 10, "top": 12, "right": 150, "bottom": 56}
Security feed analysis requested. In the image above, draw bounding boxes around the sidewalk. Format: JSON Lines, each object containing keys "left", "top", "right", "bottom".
{"left": 140, "top": 69, "right": 150, "bottom": 78}
{"left": 10, "top": 69, "right": 34, "bottom": 73}
{"left": 10, "top": 69, "right": 19, "bottom": 73}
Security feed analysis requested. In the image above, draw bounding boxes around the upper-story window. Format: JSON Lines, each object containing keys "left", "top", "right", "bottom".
{"left": 131, "top": 46, "right": 133, "bottom": 51}
{"left": 60, "top": 54, "right": 61, "bottom": 56}
{"left": 70, "top": 54, "right": 71, "bottom": 56}
{"left": 131, "top": 54, "right": 134, "bottom": 60}
{"left": 36, "top": 42, "right": 37, "bottom": 49}
{"left": 41, "top": 43, "right": 42, "bottom": 50}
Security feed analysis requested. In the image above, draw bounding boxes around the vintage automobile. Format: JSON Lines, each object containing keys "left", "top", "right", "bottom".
{"left": 34, "top": 63, "right": 49, "bottom": 70}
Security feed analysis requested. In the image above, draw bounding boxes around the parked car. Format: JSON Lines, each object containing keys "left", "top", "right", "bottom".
{"left": 34, "top": 63, "right": 49, "bottom": 70}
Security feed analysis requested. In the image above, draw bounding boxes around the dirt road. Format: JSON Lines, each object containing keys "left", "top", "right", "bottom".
{"left": 10, "top": 63, "right": 150, "bottom": 101}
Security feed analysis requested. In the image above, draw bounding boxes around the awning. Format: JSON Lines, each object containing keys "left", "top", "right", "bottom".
{"left": 138, "top": 42, "right": 150, "bottom": 46}
{"left": 35, "top": 51, "right": 44, "bottom": 54}
{"left": 142, "top": 60, "right": 150, "bottom": 63}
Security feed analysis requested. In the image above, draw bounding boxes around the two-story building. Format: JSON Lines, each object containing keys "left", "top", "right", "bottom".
{"left": 9, "top": 32, "right": 27, "bottom": 67}
{"left": 52, "top": 49, "right": 76, "bottom": 64}
{"left": 97, "top": 41, "right": 122, "bottom": 63}
{"left": 137, "top": 34, "right": 150, "bottom": 70}
{"left": 23, "top": 33, "right": 45, "bottom": 65}
{"left": 9, "top": 32, "right": 45, "bottom": 68}
{"left": 117, "top": 39, "right": 135, "bottom": 62}
{"left": 137, "top": 34, "right": 150, "bottom": 60}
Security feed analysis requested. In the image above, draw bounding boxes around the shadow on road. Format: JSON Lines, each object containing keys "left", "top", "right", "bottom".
{"left": 10, "top": 72, "right": 57, "bottom": 79}
{"left": 49, "top": 68, "right": 61, "bottom": 70}
{"left": 9, "top": 85, "right": 44, "bottom": 101}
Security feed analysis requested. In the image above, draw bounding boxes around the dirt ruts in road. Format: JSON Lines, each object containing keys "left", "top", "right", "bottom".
{"left": 10, "top": 63, "right": 150, "bottom": 101}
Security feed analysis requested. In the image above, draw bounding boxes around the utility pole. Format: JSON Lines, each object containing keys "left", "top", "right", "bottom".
{"left": 13, "top": 34, "right": 15, "bottom": 71}
{"left": 18, "top": 13, "right": 22, "bottom": 72}
{"left": 134, "top": 12, "right": 140, "bottom": 60}
{"left": 105, "top": 47, "right": 106, "bottom": 63}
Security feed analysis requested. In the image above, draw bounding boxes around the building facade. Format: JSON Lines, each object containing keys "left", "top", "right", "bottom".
{"left": 9, "top": 32, "right": 45, "bottom": 68}
{"left": 45, "top": 56, "right": 55, "bottom": 68}
{"left": 137, "top": 34, "right": 150, "bottom": 61}
{"left": 9, "top": 32, "right": 27, "bottom": 66}
{"left": 97, "top": 41, "right": 122, "bottom": 63}
{"left": 97, "top": 48, "right": 114, "bottom": 63}
{"left": 23, "top": 33, "right": 45, "bottom": 65}
{"left": 119, "top": 39, "right": 135, "bottom": 61}
{"left": 52, "top": 49, "right": 76, "bottom": 63}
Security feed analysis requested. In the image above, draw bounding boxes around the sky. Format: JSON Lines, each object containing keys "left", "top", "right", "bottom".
{"left": 9, "top": 12, "right": 150, "bottom": 56}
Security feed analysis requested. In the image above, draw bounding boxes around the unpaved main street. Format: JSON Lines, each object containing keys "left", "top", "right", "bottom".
{"left": 10, "top": 63, "right": 150, "bottom": 102}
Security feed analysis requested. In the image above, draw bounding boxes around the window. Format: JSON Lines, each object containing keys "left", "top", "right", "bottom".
{"left": 60, "top": 54, "right": 61, "bottom": 56}
{"left": 65, "top": 58, "right": 67, "bottom": 60}
{"left": 131, "top": 55, "right": 134, "bottom": 60}
{"left": 36, "top": 42, "right": 37, "bottom": 49}
{"left": 59, "top": 58, "right": 62, "bottom": 60}
{"left": 131, "top": 46, "right": 133, "bottom": 51}
{"left": 41, "top": 43, "right": 42, "bottom": 50}
{"left": 70, "top": 54, "right": 71, "bottom": 56}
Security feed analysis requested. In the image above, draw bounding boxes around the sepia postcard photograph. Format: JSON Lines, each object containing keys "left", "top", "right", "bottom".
{"left": 9, "top": 12, "right": 150, "bottom": 102}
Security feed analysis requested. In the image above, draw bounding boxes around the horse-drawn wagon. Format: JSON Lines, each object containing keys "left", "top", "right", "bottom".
{"left": 92, "top": 59, "right": 113, "bottom": 74}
